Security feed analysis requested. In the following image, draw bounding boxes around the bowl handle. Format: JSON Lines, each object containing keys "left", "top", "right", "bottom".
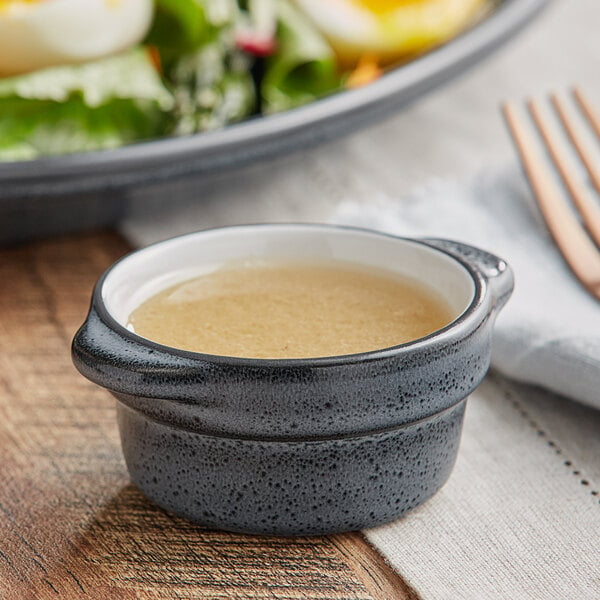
{"left": 421, "top": 238, "right": 514, "bottom": 311}
{"left": 72, "top": 307, "right": 207, "bottom": 400}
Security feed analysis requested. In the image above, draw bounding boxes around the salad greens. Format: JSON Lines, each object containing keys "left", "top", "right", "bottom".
{"left": 0, "top": 0, "right": 342, "bottom": 160}
{"left": 151, "top": 0, "right": 340, "bottom": 125}
{"left": 0, "top": 49, "right": 173, "bottom": 160}
{"left": 147, "top": 0, "right": 211, "bottom": 58}
{"left": 152, "top": 0, "right": 256, "bottom": 134}
{"left": 263, "top": 1, "right": 340, "bottom": 114}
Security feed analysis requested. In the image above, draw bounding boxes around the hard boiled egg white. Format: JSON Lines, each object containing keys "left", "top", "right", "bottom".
{"left": 294, "top": 0, "right": 486, "bottom": 66}
{"left": 0, "top": 0, "right": 154, "bottom": 76}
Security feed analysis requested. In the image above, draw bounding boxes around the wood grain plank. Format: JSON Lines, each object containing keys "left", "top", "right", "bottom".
{"left": 0, "top": 232, "right": 417, "bottom": 600}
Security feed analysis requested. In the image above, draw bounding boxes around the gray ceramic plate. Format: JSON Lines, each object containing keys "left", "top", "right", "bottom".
{"left": 1, "top": 0, "right": 548, "bottom": 243}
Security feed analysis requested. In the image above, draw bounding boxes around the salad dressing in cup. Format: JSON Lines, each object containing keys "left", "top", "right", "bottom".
{"left": 72, "top": 224, "right": 513, "bottom": 535}
{"left": 127, "top": 260, "right": 455, "bottom": 359}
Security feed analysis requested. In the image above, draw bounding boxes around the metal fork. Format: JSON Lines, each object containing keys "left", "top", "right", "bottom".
{"left": 503, "top": 88, "right": 600, "bottom": 300}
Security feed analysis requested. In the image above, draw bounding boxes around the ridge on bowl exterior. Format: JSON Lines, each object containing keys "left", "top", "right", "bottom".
{"left": 72, "top": 224, "right": 513, "bottom": 535}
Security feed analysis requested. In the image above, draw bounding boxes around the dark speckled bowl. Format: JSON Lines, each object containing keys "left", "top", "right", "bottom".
{"left": 72, "top": 224, "right": 513, "bottom": 535}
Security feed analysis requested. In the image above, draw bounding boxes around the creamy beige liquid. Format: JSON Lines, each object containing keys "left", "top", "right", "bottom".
{"left": 128, "top": 261, "right": 454, "bottom": 359}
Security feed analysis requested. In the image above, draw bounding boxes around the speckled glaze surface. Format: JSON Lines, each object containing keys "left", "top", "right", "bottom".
{"left": 72, "top": 224, "right": 513, "bottom": 535}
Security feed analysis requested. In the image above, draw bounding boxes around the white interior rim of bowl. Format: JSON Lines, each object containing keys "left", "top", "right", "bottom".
{"left": 99, "top": 225, "right": 478, "bottom": 359}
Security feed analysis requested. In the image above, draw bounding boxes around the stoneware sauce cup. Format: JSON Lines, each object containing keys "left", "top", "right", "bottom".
{"left": 72, "top": 224, "right": 513, "bottom": 535}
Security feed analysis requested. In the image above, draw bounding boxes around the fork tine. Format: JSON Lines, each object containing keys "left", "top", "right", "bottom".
{"left": 551, "top": 93, "right": 600, "bottom": 196}
{"left": 502, "top": 101, "right": 600, "bottom": 300}
{"left": 528, "top": 98, "right": 600, "bottom": 249}
{"left": 574, "top": 87, "right": 600, "bottom": 139}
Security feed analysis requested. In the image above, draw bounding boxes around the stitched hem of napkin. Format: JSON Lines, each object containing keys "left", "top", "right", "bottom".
{"left": 492, "top": 374, "right": 600, "bottom": 506}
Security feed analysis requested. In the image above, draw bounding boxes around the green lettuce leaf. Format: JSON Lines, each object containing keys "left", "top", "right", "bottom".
{"left": 261, "top": 0, "right": 342, "bottom": 114}
{"left": 149, "top": 0, "right": 256, "bottom": 133}
{"left": 168, "top": 34, "right": 255, "bottom": 134}
{"left": 0, "top": 48, "right": 173, "bottom": 160}
{"left": 147, "top": 0, "right": 241, "bottom": 67}
{"left": 146, "top": 0, "right": 211, "bottom": 64}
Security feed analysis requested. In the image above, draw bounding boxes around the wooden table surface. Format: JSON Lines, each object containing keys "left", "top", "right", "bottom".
{"left": 0, "top": 232, "right": 417, "bottom": 600}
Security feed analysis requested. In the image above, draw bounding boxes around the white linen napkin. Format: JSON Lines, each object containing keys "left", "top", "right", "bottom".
{"left": 333, "top": 165, "right": 600, "bottom": 410}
